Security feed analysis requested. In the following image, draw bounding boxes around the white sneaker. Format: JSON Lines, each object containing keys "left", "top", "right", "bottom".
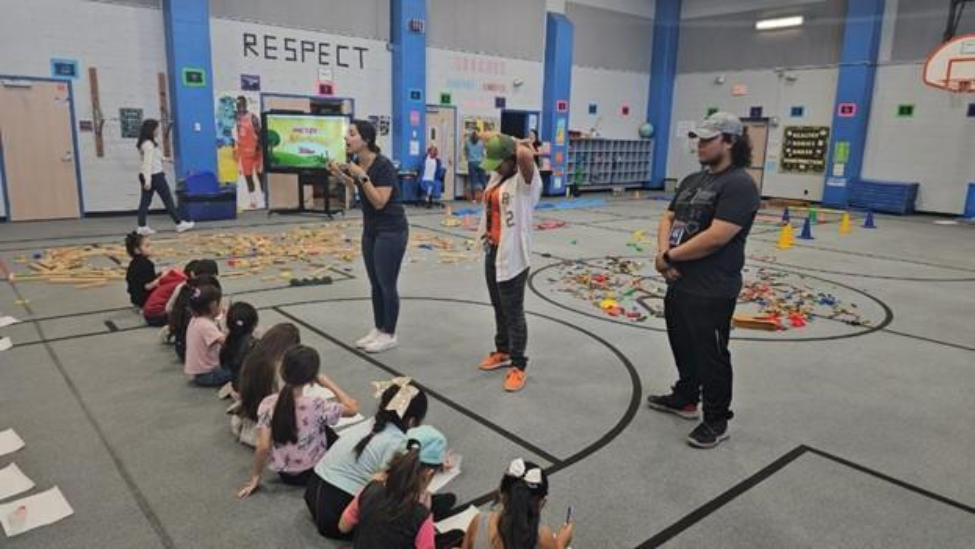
{"left": 364, "top": 333, "right": 398, "bottom": 354}
{"left": 136, "top": 226, "right": 156, "bottom": 235}
{"left": 355, "top": 328, "right": 382, "bottom": 349}
{"left": 176, "top": 220, "right": 195, "bottom": 233}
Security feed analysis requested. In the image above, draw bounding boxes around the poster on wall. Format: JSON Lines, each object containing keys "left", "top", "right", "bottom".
{"left": 780, "top": 126, "right": 830, "bottom": 174}
{"left": 215, "top": 91, "right": 265, "bottom": 209}
{"left": 119, "top": 108, "right": 143, "bottom": 139}
{"left": 240, "top": 74, "right": 261, "bottom": 91}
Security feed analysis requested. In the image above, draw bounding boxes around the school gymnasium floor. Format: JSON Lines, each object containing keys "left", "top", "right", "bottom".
{"left": 1, "top": 195, "right": 973, "bottom": 548}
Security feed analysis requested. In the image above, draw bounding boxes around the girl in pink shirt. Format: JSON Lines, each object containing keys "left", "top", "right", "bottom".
{"left": 183, "top": 284, "right": 232, "bottom": 387}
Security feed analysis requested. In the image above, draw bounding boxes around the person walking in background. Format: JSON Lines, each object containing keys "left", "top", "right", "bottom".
{"left": 135, "top": 119, "right": 194, "bottom": 235}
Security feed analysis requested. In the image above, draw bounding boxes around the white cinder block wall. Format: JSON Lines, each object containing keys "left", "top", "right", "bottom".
{"left": 0, "top": 0, "right": 169, "bottom": 213}
{"left": 669, "top": 68, "right": 838, "bottom": 200}
{"left": 426, "top": 49, "right": 544, "bottom": 122}
{"left": 209, "top": 19, "right": 393, "bottom": 153}
{"left": 571, "top": 67, "right": 650, "bottom": 139}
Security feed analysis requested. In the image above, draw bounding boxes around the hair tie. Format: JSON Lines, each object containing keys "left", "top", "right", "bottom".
{"left": 235, "top": 319, "right": 244, "bottom": 327}
{"left": 406, "top": 438, "right": 422, "bottom": 451}
{"left": 192, "top": 288, "right": 202, "bottom": 299}
{"left": 371, "top": 376, "right": 419, "bottom": 419}
{"left": 506, "top": 458, "right": 543, "bottom": 487}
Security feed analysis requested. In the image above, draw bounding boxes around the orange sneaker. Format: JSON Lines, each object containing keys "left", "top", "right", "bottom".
{"left": 503, "top": 368, "right": 526, "bottom": 392}
{"left": 478, "top": 352, "right": 510, "bottom": 371}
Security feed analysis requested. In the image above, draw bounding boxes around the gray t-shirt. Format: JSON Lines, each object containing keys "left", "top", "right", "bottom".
{"left": 667, "top": 167, "right": 761, "bottom": 299}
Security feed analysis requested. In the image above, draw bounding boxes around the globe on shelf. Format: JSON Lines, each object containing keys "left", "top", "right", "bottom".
{"left": 638, "top": 123, "right": 654, "bottom": 139}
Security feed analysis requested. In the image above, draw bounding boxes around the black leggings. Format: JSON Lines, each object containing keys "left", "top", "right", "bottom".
{"left": 362, "top": 229, "right": 408, "bottom": 334}
{"left": 485, "top": 245, "right": 529, "bottom": 370}
{"left": 665, "top": 287, "right": 737, "bottom": 423}
{"left": 138, "top": 173, "right": 182, "bottom": 227}
{"left": 305, "top": 474, "right": 354, "bottom": 540}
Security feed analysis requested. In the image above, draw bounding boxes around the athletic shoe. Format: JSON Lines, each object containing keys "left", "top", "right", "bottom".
{"left": 176, "top": 220, "right": 195, "bottom": 233}
{"left": 249, "top": 198, "right": 258, "bottom": 210}
{"left": 136, "top": 226, "right": 156, "bottom": 235}
{"left": 646, "top": 392, "right": 700, "bottom": 420}
{"left": 364, "top": 333, "right": 398, "bottom": 353}
{"left": 355, "top": 328, "right": 382, "bottom": 349}
{"left": 503, "top": 368, "right": 526, "bottom": 392}
{"left": 478, "top": 351, "right": 510, "bottom": 371}
{"left": 687, "top": 420, "right": 729, "bottom": 449}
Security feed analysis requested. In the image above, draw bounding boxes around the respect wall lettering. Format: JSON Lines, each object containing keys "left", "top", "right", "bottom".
{"left": 243, "top": 33, "right": 368, "bottom": 69}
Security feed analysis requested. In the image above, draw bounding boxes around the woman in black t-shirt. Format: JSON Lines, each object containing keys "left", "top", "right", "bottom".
{"left": 329, "top": 120, "right": 409, "bottom": 354}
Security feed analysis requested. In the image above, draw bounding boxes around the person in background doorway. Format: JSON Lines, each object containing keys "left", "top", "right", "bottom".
{"left": 328, "top": 120, "right": 408, "bottom": 354}
{"left": 419, "top": 145, "right": 442, "bottom": 208}
{"left": 647, "top": 111, "right": 761, "bottom": 449}
{"left": 135, "top": 119, "right": 194, "bottom": 235}
{"left": 465, "top": 130, "right": 487, "bottom": 202}
{"left": 235, "top": 96, "right": 263, "bottom": 210}
{"left": 476, "top": 134, "right": 543, "bottom": 393}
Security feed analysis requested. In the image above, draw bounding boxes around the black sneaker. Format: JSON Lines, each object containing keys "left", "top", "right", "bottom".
{"left": 647, "top": 393, "right": 700, "bottom": 420}
{"left": 687, "top": 420, "right": 729, "bottom": 449}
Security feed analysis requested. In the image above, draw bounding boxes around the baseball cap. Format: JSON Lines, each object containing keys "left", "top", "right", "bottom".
{"left": 480, "top": 134, "right": 517, "bottom": 172}
{"left": 406, "top": 425, "right": 447, "bottom": 466}
{"left": 689, "top": 112, "right": 743, "bottom": 140}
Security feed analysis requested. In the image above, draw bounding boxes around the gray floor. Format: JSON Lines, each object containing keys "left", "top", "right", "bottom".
{"left": 1, "top": 197, "right": 973, "bottom": 548}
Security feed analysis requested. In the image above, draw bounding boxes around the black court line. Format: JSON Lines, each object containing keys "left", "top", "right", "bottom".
{"left": 271, "top": 295, "right": 643, "bottom": 511}
{"left": 104, "top": 320, "right": 119, "bottom": 332}
{"left": 637, "top": 444, "right": 975, "bottom": 548}
{"left": 880, "top": 328, "right": 975, "bottom": 354}
{"left": 273, "top": 306, "right": 563, "bottom": 466}
{"left": 4, "top": 279, "right": 177, "bottom": 549}
{"left": 749, "top": 257, "right": 975, "bottom": 282}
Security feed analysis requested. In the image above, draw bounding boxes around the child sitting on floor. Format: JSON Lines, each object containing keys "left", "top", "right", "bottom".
{"left": 142, "top": 264, "right": 188, "bottom": 328}
{"left": 221, "top": 302, "right": 259, "bottom": 388}
{"left": 171, "top": 274, "right": 221, "bottom": 362}
{"left": 236, "top": 345, "right": 359, "bottom": 497}
{"left": 165, "top": 259, "right": 218, "bottom": 318}
{"left": 461, "top": 459, "right": 573, "bottom": 549}
{"left": 125, "top": 232, "right": 168, "bottom": 310}
{"left": 184, "top": 284, "right": 232, "bottom": 387}
{"left": 232, "top": 323, "right": 302, "bottom": 445}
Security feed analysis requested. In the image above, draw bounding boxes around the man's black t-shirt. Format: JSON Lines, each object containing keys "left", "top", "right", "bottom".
{"left": 360, "top": 154, "right": 408, "bottom": 234}
{"left": 667, "top": 166, "right": 761, "bottom": 299}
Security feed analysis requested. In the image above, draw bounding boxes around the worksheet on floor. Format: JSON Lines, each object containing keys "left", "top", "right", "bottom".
{"left": 0, "top": 430, "right": 25, "bottom": 457}
{"left": 0, "top": 464, "right": 34, "bottom": 501}
{"left": 0, "top": 486, "right": 74, "bottom": 537}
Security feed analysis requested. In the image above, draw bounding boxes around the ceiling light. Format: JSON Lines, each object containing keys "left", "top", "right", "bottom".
{"left": 756, "top": 16, "right": 804, "bottom": 31}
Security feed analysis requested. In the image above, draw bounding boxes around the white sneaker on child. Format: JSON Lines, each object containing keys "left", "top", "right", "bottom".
{"left": 355, "top": 328, "right": 382, "bottom": 349}
{"left": 137, "top": 226, "right": 156, "bottom": 235}
{"left": 364, "top": 333, "right": 398, "bottom": 354}
{"left": 176, "top": 220, "right": 195, "bottom": 233}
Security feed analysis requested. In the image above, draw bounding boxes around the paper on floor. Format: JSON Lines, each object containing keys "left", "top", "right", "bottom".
{"left": 0, "top": 338, "right": 11, "bottom": 352}
{"left": 0, "top": 430, "right": 25, "bottom": 457}
{"left": 429, "top": 453, "right": 463, "bottom": 494}
{"left": 435, "top": 504, "right": 479, "bottom": 534}
{"left": 334, "top": 414, "right": 366, "bottom": 431}
{"left": 0, "top": 316, "right": 19, "bottom": 328}
{"left": 0, "top": 486, "right": 74, "bottom": 537}
{"left": 0, "top": 464, "right": 34, "bottom": 501}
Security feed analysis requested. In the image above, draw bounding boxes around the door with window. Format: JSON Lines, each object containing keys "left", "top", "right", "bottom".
{"left": 742, "top": 118, "right": 769, "bottom": 194}
{"left": 425, "top": 106, "right": 456, "bottom": 198}
{"left": 0, "top": 79, "right": 81, "bottom": 220}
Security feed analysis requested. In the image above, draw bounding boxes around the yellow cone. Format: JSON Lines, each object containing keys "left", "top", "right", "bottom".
{"left": 839, "top": 212, "right": 852, "bottom": 234}
{"left": 777, "top": 224, "right": 795, "bottom": 250}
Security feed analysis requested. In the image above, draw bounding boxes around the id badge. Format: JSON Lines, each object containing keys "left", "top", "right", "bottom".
{"left": 669, "top": 221, "right": 687, "bottom": 247}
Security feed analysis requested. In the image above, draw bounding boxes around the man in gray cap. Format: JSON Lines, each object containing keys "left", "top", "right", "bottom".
{"left": 647, "top": 111, "right": 761, "bottom": 449}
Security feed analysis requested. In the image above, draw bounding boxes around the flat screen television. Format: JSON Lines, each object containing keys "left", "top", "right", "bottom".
{"left": 263, "top": 112, "right": 349, "bottom": 173}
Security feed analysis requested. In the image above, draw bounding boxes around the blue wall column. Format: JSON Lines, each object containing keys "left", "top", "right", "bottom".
{"left": 541, "top": 12, "right": 573, "bottom": 196}
{"left": 822, "top": 0, "right": 885, "bottom": 207}
{"left": 391, "top": 0, "right": 426, "bottom": 172}
{"left": 162, "top": 0, "right": 217, "bottom": 179}
{"left": 647, "top": 0, "right": 681, "bottom": 189}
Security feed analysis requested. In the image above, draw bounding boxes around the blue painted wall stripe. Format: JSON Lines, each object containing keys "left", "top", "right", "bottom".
{"left": 391, "top": 0, "right": 426, "bottom": 171}
{"left": 163, "top": 0, "right": 217, "bottom": 181}
{"left": 647, "top": 0, "right": 681, "bottom": 189}
{"left": 822, "top": 0, "right": 885, "bottom": 207}
{"left": 541, "top": 12, "right": 573, "bottom": 196}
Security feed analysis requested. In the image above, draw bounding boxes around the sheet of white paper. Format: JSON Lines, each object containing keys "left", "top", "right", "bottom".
{"left": 435, "top": 505, "right": 479, "bottom": 534}
{"left": 0, "top": 464, "right": 35, "bottom": 501}
{"left": 0, "top": 430, "right": 25, "bottom": 457}
{"left": 334, "top": 414, "right": 366, "bottom": 431}
{"left": 0, "top": 316, "right": 19, "bottom": 328}
{"left": 0, "top": 338, "right": 11, "bottom": 352}
{"left": 0, "top": 486, "right": 74, "bottom": 537}
{"left": 217, "top": 383, "right": 234, "bottom": 400}
{"left": 429, "top": 453, "right": 462, "bottom": 494}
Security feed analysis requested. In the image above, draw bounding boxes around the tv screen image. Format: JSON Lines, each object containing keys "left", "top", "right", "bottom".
{"left": 264, "top": 114, "right": 348, "bottom": 172}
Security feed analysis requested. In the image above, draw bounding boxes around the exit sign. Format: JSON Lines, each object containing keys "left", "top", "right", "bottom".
{"left": 440, "top": 92, "right": 452, "bottom": 105}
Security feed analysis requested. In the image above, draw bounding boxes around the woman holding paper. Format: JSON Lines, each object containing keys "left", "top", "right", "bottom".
{"left": 328, "top": 120, "right": 408, "bottom": 354}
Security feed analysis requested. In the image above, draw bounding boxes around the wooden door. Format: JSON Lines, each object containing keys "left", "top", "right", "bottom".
{"left": 426, "top": 107, "right": 457, "bottom": 198}
{"left": 263, "top": 96, "right": 310, "bottom": 210}
{"left": 0, "top": 79, "right": 80, "bottom": 220}
{"left": 743, "top": 119, "right": 769, "bottom": 194}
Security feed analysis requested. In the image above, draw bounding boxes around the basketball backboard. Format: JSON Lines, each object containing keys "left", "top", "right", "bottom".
{"left": 924, "top": 33, "right": 975, "bottom": 92}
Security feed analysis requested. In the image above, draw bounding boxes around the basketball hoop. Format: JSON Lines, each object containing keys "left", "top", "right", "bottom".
{"left": 924, "top": 34, "right": 975, "bottom": 93}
